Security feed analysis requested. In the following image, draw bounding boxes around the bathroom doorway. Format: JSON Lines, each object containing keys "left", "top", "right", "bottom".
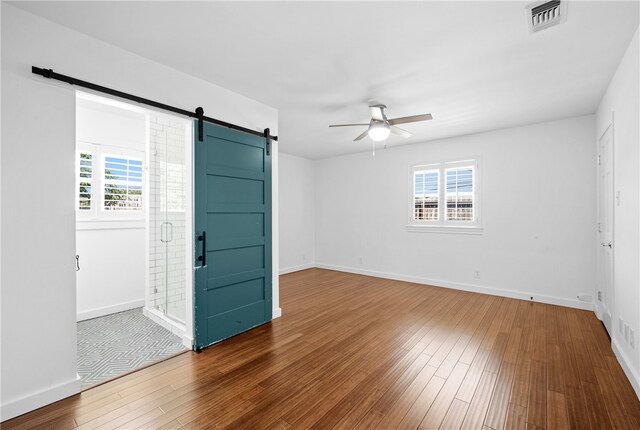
{"left": 75, "top": 92, "right": 193, "bottom": 388}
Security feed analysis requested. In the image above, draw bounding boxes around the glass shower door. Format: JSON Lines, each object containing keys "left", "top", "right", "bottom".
{"left": 149, "top": 116, "right": 187, "bottom": 323}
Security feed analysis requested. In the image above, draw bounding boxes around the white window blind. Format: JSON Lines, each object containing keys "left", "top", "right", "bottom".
{"left": 414, "top": 169, "right": 439, "bottom": 221}
{"left": 103, "top": 156, "right": 143, "bottom": 211}
{"left": 78, "top": 152, "right": 93, "bottom": 211}
{"left": 446, "top": 166, "right": 474, "bottom": 221}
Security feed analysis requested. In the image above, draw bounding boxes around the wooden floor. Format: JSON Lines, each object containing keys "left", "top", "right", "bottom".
{"left": 4, "top": 269, "right": 640, "bottom": 429}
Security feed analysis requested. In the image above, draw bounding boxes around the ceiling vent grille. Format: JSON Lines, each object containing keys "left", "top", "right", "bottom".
{"left": 526, "top": 0, "right": 567, "bottom": 34}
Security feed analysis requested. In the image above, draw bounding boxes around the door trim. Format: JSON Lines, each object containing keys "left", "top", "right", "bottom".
{"left": 596, "top": 116, "right": 615, "bottom": 332}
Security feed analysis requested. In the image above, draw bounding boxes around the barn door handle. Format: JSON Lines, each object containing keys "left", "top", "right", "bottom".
{"left": 198, "top": 231, "right": 207, "bottom": 267}
{"left": 76, "top": 255, "right": 80, "bottom": 271}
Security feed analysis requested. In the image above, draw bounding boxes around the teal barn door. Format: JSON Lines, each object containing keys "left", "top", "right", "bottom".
{"left": 194, "top": 121, "right": 272, "bottom": 350}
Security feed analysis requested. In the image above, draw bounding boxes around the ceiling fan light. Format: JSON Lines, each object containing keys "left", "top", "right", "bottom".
{"left": 368, "top": 121, "right": 390, "bottom": 141}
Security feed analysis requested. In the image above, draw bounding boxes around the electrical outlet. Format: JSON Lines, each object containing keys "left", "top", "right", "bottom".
{"left": 620, "top": 317, "right": 624, "bottom": 334}
{"left": 358, "top": 256, "right": 364, "bottom": 265}
{"left": 474, "top": 270, "right": 481, "bottom": 279}
{"left": 302, "top": 253, "right": 307, "bottom": 261}
{"left": 630, "top": 328, "right": 635, "bottom": 349}
{"left": 624, "top": 323, "right": 630, "bottom": 341}
{"left": 597, "top": 290, "right": 602, "bottom": 301}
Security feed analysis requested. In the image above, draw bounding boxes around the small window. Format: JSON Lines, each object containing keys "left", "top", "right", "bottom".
{"left": 103, "top": 156, "right": 143, "bottom": 211}
{"left": 409, "top": 159, "right": 481, "bottom": 233}
{"left": 76, "top": 142, "right": 144, "bottom": 221}
{"left": 414, "top": 169, "right": 439, "bottom": 221}
{"left": 445, "top": 166, "right": 474, "bottom": 221}
{"left": 77, "top": 152, "right": 93, "bottom": 211}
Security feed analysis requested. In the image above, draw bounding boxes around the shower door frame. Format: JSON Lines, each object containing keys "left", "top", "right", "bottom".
{"left": 143, "top": 111, "right": 195, "bottom": 350}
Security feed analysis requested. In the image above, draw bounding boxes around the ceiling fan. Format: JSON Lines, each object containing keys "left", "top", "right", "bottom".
{"left": 329, "top": 104, "right": 433, "bottom": 142}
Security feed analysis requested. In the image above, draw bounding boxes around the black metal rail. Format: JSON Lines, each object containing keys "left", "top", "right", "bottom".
{"left": 32, "top": 66, "right": 277, "bottom": 144}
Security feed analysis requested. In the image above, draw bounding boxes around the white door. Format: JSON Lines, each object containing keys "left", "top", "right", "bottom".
{"left": 597, "top": 125, "right": 614, "bottom": 335}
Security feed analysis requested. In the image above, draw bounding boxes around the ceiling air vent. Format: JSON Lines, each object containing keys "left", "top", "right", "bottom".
{"left": 526, "top": 0, "right": 567, "bottom": 34}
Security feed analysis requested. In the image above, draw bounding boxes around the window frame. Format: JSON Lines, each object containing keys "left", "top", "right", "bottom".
{"left": 407, "top": 158, "right": 483, "bottom": 234}
{"left": 76, "top": 141, "right": 145, "bottom": 223}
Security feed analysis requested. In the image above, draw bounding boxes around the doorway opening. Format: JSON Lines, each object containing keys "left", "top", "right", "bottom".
{"left": 75, "top": 92, "right": 193, "bottom": 388}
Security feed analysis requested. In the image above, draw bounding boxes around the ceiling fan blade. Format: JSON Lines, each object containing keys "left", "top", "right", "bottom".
{"left": 390, "top": 125, "right": 412, "bottom": 138}
{"left": 388, "top": 113, "right": 433, "bottom": 126}
{"left": 354, "top": 129, "right": 370, "bottom": 141}
{"left": 329, "top": 123, "right": 369, "bottom": 128}
{"left": 369, "top": 105, "right": 385, "bottom": 121}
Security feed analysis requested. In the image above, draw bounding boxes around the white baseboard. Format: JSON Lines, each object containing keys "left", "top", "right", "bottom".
{"left": 273, "top": 307, "right": 282, "bottom": 319}
{"left": 612, "top": 339, "right": 640, "bottom": 399}
{"left": 279, "top": 263, "right": 315, "bottom": 275}
{"left": 593, "top": 300, "right": 603, "bottom": 321}
{"left": 77, "top": 299, "right": 145, "bottom": 321}
{"left": 314, "top": 263, "right": 595, "bottom": 311}
{"left": 1, "top": 374, "right": 81, "bottom": 422}
{"left": 181, "top": 334, "right": 194, "bottom": 350}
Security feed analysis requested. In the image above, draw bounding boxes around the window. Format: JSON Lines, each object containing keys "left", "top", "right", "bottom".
{"left": 446, "top": 166, "right": 474, "bottom": 221}
{"left": 409, "top": 159, "right": 481, "bottom": 233}
{"left": 103, "top": 156, "right": 143, "bottom": 211}
{"left": 76, "top": 142, "right": 144, "bottom": 221}
{"left": 414, "top": 169, "right": 439, "bottom": 221}
{"left": 77, "top": 152, "right": 93, "bottom": 211}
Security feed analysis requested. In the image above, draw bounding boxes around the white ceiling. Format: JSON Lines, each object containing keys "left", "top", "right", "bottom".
{"left": 13, "top": 1, "right": 639, "bottom": 159}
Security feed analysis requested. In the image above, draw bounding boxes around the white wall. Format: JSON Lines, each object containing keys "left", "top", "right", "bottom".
{"left": 315, "top": 115, "right": 597, "bottom": 309}
{"left": 279, "top": 153, "right": 316, "bottom": 273}
{"left": 76, "top": 99, "right": 147, "bottom": 321}
{"left": 596, "top": 28, "right": 640, "bottom": 396}
{"left": 0, "top": 4, "right": 278, "bottom": 421}
{"left": 76, "top": 99, "right": 146, "bottom": 151}
{"left": 76, "top": 228, "right": 146, "bottom": 320}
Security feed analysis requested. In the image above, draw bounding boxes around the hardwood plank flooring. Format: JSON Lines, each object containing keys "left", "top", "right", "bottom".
{"left": 3, "top": 268, "right": 639, "bottom": 429}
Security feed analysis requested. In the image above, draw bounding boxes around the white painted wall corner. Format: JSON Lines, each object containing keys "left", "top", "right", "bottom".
{"left": 279, "top": 263, "right": 315, "bottom": 275}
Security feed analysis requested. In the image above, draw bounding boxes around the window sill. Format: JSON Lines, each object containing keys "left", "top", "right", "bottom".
{"left": 77, "top": 219, "right": 145, "bottom": 231}
{"left": 406, "top": 225, "right": 484, "bottom": 235}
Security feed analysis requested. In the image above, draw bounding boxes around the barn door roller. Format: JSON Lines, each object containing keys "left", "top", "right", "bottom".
{"left": 196, "top": 107, "right": 204, "bottom": 142}
{"left": 264, "top": 128, "right": 271, "bottom": 156}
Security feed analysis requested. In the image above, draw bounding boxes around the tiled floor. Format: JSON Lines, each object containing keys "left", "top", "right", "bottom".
{"left": 77, "top": 307, "right": 187, "bottom": 388}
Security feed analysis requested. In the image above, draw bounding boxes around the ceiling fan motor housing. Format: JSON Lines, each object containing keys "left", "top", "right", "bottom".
{"left": 368, "top": 119, "right": 391, "bottom": 141}
{"left": 328, "top": 103, "right": 432, "bottom": 141}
